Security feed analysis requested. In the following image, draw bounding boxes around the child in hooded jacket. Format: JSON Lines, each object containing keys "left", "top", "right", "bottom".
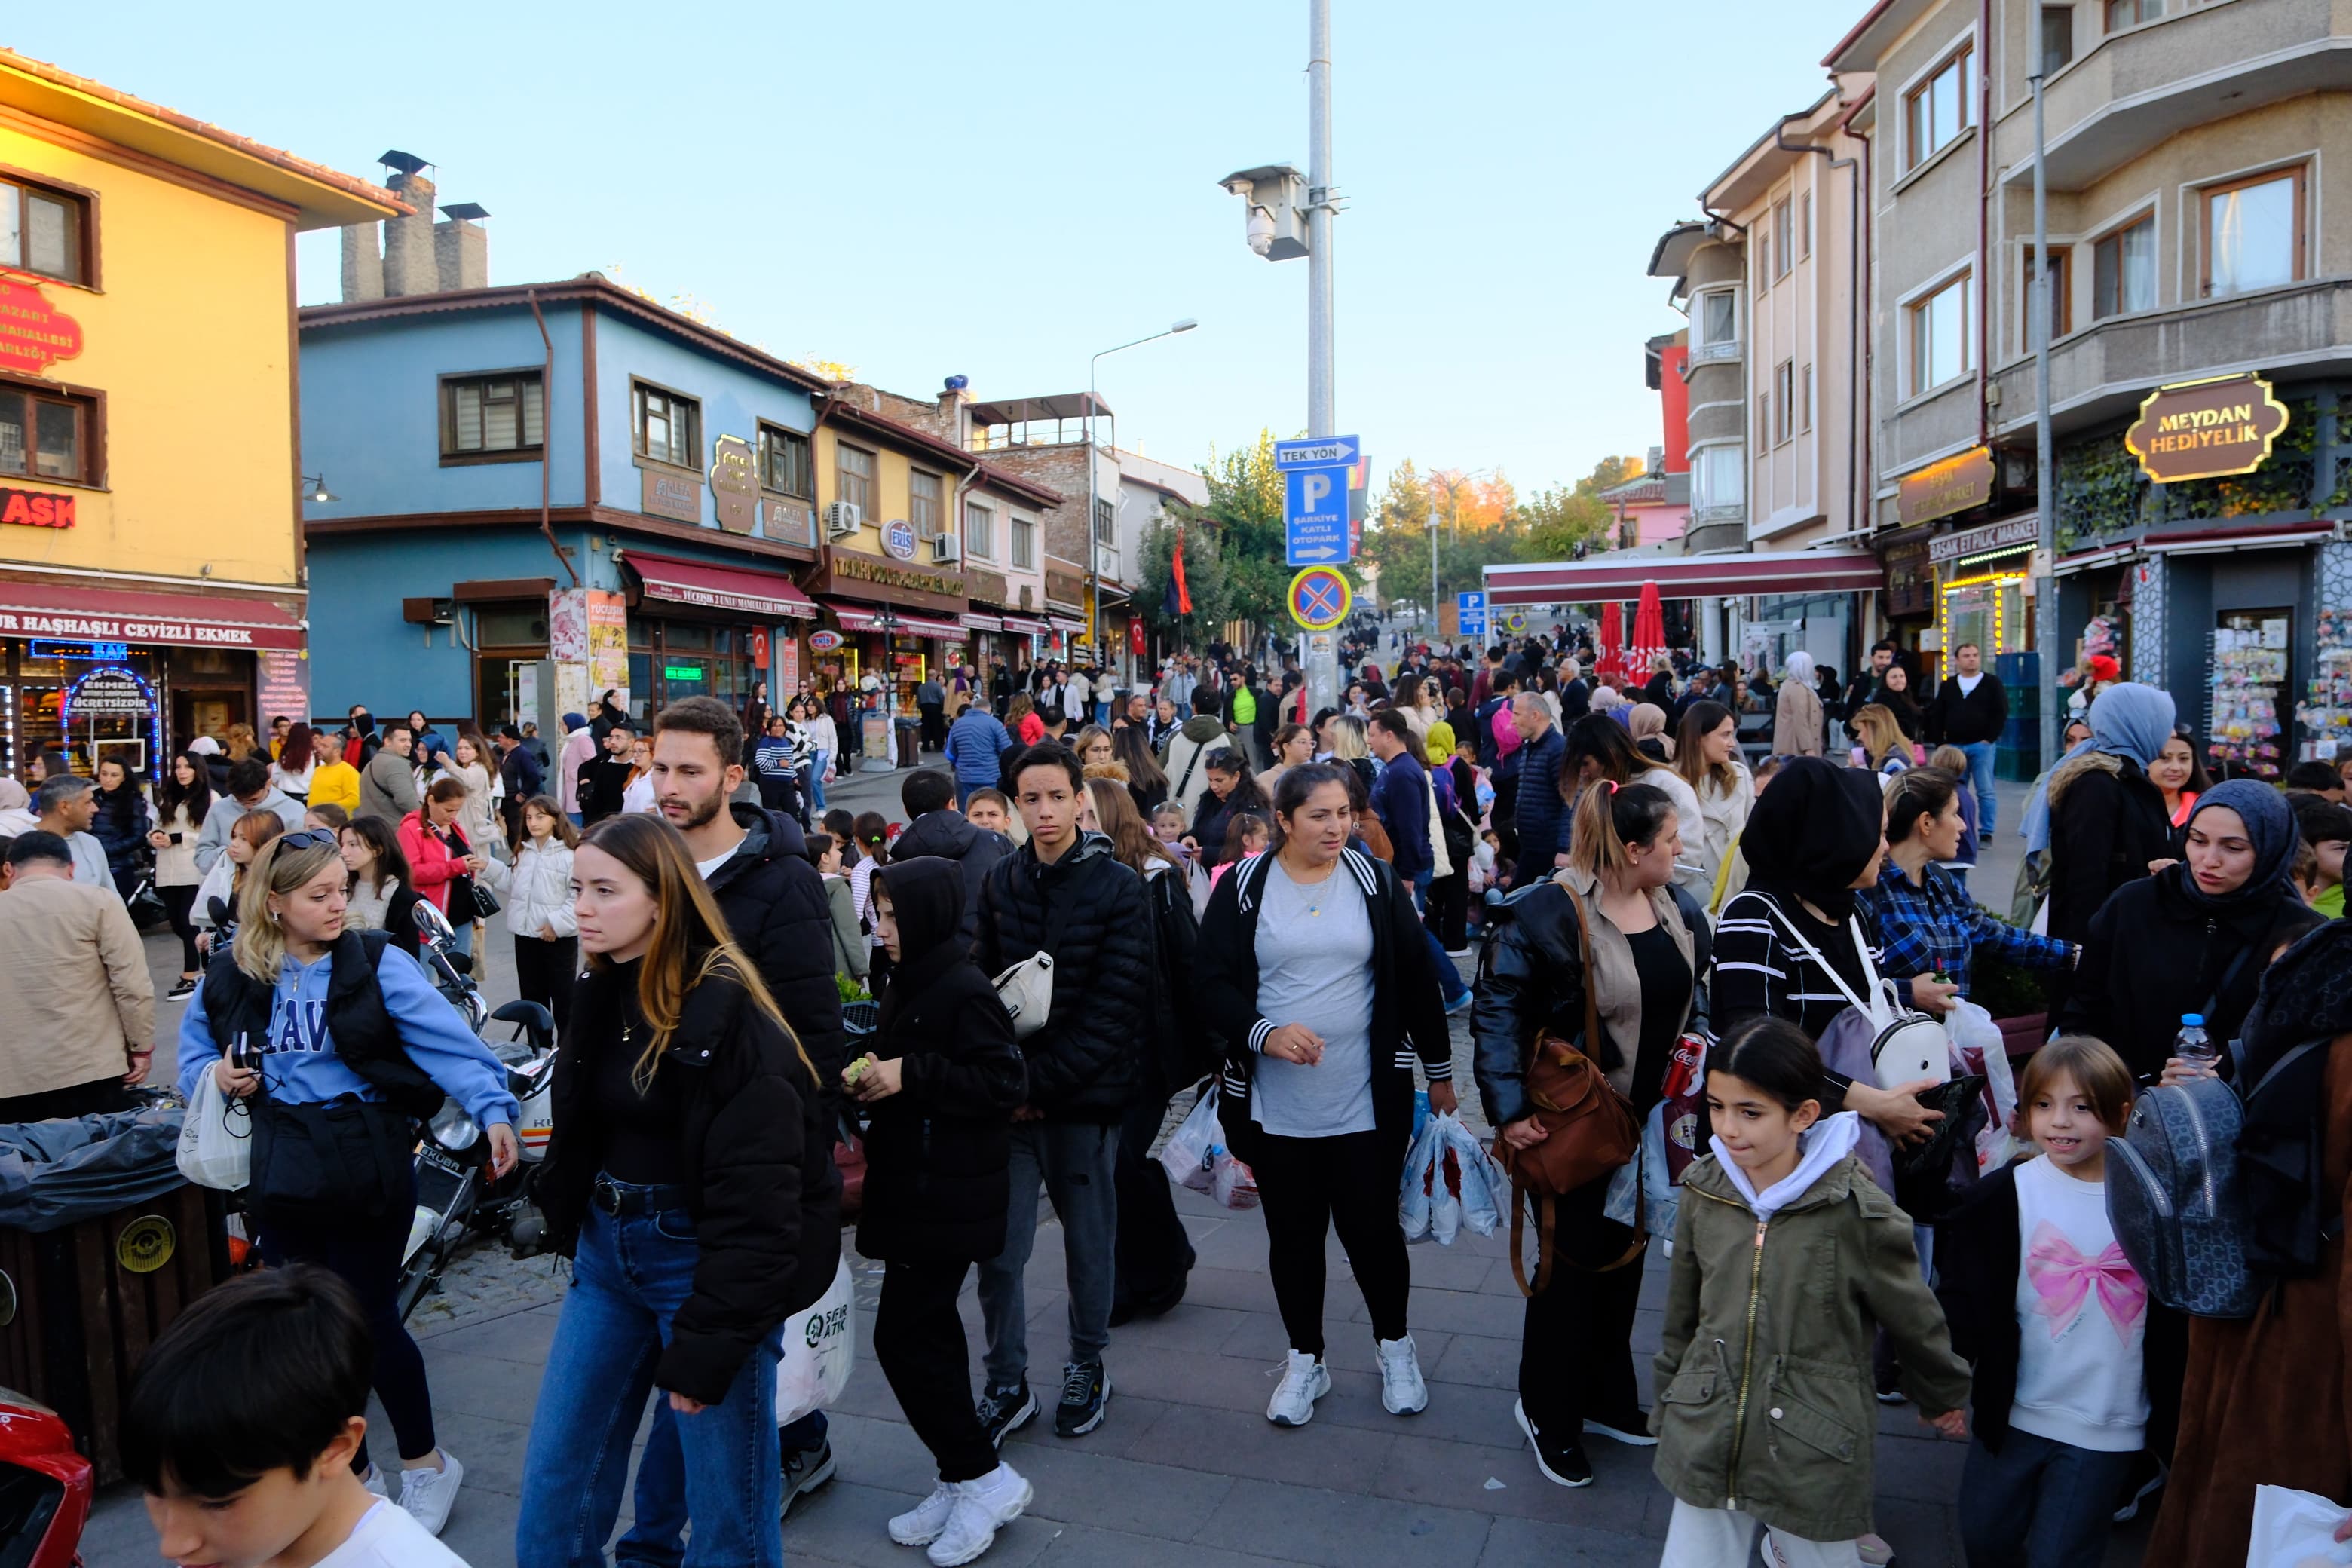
{"left": 1653, "top": 1015, "right": 1971, "bottom": 1567}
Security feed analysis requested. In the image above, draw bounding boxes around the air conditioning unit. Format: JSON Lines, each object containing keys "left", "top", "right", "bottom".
{"left": 930, "top": 535, "right": 961, "bottom": 564}
{"left": 825, "top": 501, "right": 862, "bottom": 537}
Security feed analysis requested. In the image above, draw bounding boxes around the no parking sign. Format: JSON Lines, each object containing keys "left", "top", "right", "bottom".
{"left": 1288, "top": 566, "right": 1352, "bottom": 632}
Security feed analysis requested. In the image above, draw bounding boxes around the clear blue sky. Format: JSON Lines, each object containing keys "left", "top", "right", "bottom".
{"left": 17, "top": 1, "right": 1866, "bottom": 498}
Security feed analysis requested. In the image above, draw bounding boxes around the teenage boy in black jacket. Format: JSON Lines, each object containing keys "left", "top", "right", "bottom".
{"left": 644, "top": 697, "right": 847, "bottom": 1516}
{"left": 972, "top": 744, "right": 1153, "bottom": 1445}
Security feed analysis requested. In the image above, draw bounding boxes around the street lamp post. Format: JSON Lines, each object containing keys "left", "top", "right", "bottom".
{"left": 2031, "top": 71, "right": 2060, "bottom": 778}
{"left": 1089, "top": 320, "right": 1197, "bottom": 681}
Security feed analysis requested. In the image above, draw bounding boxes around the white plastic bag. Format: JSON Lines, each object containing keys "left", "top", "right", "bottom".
{"left": 1947, "top": 999, "right": 2022, "bottom": 1174}
{"left": 1436, "top": 1115, "right": 1506, "bottom": 1240}
{"left": 176, "top": 1061, "right": 251, "bottom": 1191}
{"left": 2244, "top": 1482, "right": 2352, "bottom": 1566}
{"left": 1210, "top": 1150, "right": 1259, "bottom": 1211}
{"left": 774, "top": 1257, "right": 856, "bottom": 1426}
{"left": 1640, "top": 1104, "right": 1680, "bottom": 1241}
{"left": 1399, "top": 1115, "right": 1444, "bottom": 1241}
{"left": 1160, "top": 1087, "right": 1222, "bottom": 1193}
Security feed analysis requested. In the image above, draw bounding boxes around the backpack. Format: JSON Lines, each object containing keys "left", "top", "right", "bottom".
{"left": 2106, "top": 1073, "right": 2259, "bottom": 1318}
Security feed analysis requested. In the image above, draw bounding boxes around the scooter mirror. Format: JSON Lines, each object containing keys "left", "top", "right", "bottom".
{"left": 428, "top": 1103, "right": 479, "bottom": 1152}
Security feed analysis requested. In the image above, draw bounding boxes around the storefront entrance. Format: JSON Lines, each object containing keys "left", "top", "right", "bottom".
{"left": 626, "top": 617, "right": 763, "bottom": 724}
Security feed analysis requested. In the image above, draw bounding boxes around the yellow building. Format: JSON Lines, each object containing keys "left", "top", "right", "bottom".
{"left": 0, "top": 50, "right": 400, "bottom": 772}
{"left": 804, "top": 395, "right": 978, "bottom": 712}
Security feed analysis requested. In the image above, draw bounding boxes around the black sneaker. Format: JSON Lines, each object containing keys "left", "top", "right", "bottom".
{"left": 1054, "top": 1361, "right": 1110, "bottom": 1438}
{"left": 166, "top": 976, "right": 198, "bottom": 1000}
{"left": 777, "top": 1437, "right": 835, "bottom": 1521}
{"left": 975, "top": 1382, "right": 1037, "bottom": 1449}
{"left": 1514, "top": 1399, "right": 1592, "bottom": 1487}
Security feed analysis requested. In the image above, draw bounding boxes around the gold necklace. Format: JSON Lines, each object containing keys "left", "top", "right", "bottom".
{"left": 1284, "top": 855, "right": 1340, "bottom": 917}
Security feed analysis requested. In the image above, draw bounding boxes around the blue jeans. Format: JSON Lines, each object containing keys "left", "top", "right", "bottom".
{"left": 1408, "top": 870, "right": 1468, "bottom": 1006}
{"left": 808, "top": 750, "right": 829, "bottom": 811}
{"left": 1958, "top": 1428, "right": 2136, "bottom": 1567}
{"left": 517, "top": 1195, "right": 784, "bottom": 1568}
{"left": 1960, "top": 740, "right": 1998, "bottom": 835}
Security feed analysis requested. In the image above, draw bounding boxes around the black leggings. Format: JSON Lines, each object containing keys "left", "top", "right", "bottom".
{"left": 1250, "top": 1125, "right": 1410, "bottom": 1356}
{"left": 257, "top": 1187, "right": 436, "bottom": 1475}
{"left": 512, "top": 934, "right": 578, "bottom": 1038}
{"left": 875, "top": 1259, "right": 997, "bottom": 1484}
{"left": 162, "top": 884, "right": 201, "bottom": 974}
{"left": 1517, "top": 1172, "right": 1644, "bottom": 1438}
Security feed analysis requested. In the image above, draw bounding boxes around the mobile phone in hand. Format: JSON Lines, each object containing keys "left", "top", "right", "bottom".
{"left": 229, "top": 1036, "right": 261, "bottom": 1073}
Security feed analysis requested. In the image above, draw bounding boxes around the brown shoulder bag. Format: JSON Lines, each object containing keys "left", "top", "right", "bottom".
{"left": 1497, "top": 880, "right": 1644, "bottom": 1294}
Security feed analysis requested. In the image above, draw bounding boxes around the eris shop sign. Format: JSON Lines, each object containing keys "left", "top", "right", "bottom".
{"left": 1, "top": 484, "right": 75, "bottom": 530}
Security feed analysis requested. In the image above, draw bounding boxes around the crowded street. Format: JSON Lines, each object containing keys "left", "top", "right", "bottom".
{"left": 7, "top": 5, "right": 2352, "bottom": 1568}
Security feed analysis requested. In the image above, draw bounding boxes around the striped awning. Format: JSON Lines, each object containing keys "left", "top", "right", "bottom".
{"left": 1484, "top": 549, "right": 1885, "bottom": 605}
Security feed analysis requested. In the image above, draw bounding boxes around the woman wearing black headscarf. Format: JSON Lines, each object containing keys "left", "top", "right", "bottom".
{"left": 2060, "top": 779, "right": 2325, "bottom": 1083}
{"left": 1712, "top": 756, "right": 1952, "bottom": 1142}
{"left": 846, "top": 855, "right": 1033, "bottom": 1557}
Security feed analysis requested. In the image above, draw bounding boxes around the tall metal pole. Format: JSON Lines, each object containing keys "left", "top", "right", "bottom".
{"left": 2032, "top": 73, "right": 2059, "bottom": 776}
{"left": 1303, "top": 0, "right": 1341, "bottom": 713}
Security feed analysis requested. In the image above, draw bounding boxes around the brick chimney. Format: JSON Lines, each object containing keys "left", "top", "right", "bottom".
{"left": 339, "top": 223, "right": 383, "bottom": 302}
{"left": 434, "top": 204, "right": 489, "bottom": 291}
{"left": 381, "top": 169, "right": 439, "bottom": 296}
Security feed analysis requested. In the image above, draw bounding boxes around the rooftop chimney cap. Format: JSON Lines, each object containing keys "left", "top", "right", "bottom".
{"left": 378, "top": 150, "right": 430, "bottom": 176}
{"left": 943, "top": 375, "right": 969, "bottom": 392}
{"left": 439, "top": 202, "right": 491, "bottom": 222}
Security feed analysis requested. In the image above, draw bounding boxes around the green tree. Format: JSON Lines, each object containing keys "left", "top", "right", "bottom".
{"left": 1196, "top": 430, "right": 1294, "bottom": 631}
{"left": 1513, "top": 483, "right": 1615, "bottom": 560}
{"left": 1576, "top": 455, "right": 1645, "bottom": 495}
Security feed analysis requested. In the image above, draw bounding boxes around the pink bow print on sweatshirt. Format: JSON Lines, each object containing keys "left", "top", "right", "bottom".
{"left": 2025, "top": 1223, "right": 2147, "bottom": 1340}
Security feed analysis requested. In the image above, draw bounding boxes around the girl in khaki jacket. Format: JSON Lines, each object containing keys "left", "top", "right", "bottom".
{"left": 1652, "top": 1016, "right": 1970, "bottom": 1566}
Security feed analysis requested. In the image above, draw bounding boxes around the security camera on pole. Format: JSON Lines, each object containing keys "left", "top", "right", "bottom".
{"left": 1220, "top": 0, "right": 1345, "bottom": 718}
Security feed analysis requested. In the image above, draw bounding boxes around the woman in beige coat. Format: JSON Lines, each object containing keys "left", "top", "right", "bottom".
{"left": 1772, "top": 651, "right": 1826, "bottom": 757}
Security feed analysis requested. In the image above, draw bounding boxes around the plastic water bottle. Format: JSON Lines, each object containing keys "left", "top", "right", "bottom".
{"left": 2175, "top": 1014, "right": 2218, "bottom": 1076}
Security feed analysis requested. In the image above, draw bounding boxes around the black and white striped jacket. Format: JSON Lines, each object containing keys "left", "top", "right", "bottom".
{"left": 1194, "top": 847, "right": 1454, "bottom": 1159}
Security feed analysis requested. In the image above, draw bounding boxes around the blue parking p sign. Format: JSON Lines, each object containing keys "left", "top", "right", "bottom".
{"left": 1285, "top": 463, "right": 1352, "bottom": 565}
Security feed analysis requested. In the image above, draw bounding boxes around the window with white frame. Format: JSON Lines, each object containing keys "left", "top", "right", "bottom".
{"left": 1692, "top": 445, "right": 1744, "bottom": 513}
{"left": 1772, "top": 199, "right": 1793, "bottom": 280}
{"left": 1904, "top": 45, "right": 1972, "bottom": 171}
{"left": 1012, "top": 513, "right": 1037, "bottom": 568}
{"left": 2093, "top": 213, "right": 2155, "bottom": 318}
{"left": 1774, "top": 361, "right": 1794, "bottom": 445}
{"left": 1694, "top": 289, "right": 1738, "bottom": 357}
{"left": 1907, "top": 272, "right": 1971, "bottom": 396}
{"left": 965, "top": 498, "right": 995, "bottom": 558}
{"left": 2202, "top": 167, "right": 2305, "bottom": 298}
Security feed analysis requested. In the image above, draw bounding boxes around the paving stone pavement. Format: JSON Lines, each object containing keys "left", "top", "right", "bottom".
{"left": 94, "top": 772, "right": 2165, "bottom": 1565}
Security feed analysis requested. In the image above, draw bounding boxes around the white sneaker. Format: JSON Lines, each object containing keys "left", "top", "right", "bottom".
{"left": 889, "top": 1480, "right": 960, "bottom": 1547}
{"left": 397, "top": 1450, "right": 463, "bottom": 1536}
{"left": 1266, "top": 1351, "right": 1331, "bottom": 1427}
{"left": 925, "top": 1463, "right": 1031, "bottom": 1567}
{"left": 1377, "top": 1335, "right": 1429, "bottom": 1416}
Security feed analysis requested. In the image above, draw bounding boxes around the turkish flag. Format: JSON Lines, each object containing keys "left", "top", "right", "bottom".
{"left": 1129, "top": 617, "right": 1147, "bottom": 657}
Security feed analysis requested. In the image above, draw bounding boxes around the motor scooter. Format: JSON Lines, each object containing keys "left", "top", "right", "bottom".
{"left": 0, "top": 1388, "right": 90, "bottom": 1568}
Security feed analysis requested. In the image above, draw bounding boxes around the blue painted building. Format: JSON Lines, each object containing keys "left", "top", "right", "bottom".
{"left": 298, "top": 275, "right": 837, "bottom": 734}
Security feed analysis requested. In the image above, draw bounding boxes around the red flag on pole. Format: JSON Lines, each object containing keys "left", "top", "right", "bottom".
{"left": 1171, "top": 526, "right": 1193, "bottom": 615}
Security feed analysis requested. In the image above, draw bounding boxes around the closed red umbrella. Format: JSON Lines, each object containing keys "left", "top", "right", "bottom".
{"left": 1630, "top": 580, "right": 1668, "bottom": 680}
{"left": 1597, "top": 600, "right": 1625, "bottom": 688}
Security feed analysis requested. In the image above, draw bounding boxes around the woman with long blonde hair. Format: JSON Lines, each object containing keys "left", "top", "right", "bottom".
{"left": 173, "top": 830, "right": 519, "bottom": 1527}
{"left": 518, "top": 812, "right": 840, "bottom": 1568}
{"left": 1848, "top": 703, "right": 1913, "bottom": 779}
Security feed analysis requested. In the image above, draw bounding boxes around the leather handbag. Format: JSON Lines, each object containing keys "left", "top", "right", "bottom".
{"left": 1499, "top": 880, "right": 1644, "bottom": 1295}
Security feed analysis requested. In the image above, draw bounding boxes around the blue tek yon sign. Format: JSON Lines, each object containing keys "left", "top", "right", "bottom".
{"left": 1285, "top": 462, "right": 1353, "bottom": 566}
{"left": 1274, "top": 434, "right": 1361, "bottom": 470}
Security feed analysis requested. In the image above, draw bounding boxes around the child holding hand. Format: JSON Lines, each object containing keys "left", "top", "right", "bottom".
{"left": 1937, "top": 1036, "right": 2147, "bottom": 1568}
{"left": 1655, "top": 1016, "right": 1970, "bottom": 1567}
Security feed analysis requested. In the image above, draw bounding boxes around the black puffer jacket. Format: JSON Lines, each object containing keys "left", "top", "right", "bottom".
{"left": 538, "top": 958, "right": 841, "bottom": 1405}
{"left": 890, "top": 807, "right": 1010, "bottom": 948}
{"left": 975, "top": 831, "right": 1152, "bottom": 1122}
{"left": 707, "top": 804, "right": 846, "bottom": 1107}
{"left": 856, "top": 857, "right": 1026, "bottom": 1263}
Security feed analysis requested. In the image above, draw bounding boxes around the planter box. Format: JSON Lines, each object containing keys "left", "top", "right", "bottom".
{"left": 1994, "top": 1012, "right": 2050, "bottom": 1060}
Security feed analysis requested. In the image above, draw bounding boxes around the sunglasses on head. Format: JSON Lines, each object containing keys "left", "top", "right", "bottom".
{"left": 277, "top": 828, "right": 339, "bottom": 852}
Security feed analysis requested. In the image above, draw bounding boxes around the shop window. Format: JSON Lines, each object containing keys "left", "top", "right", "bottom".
{"left": 2203, "top": 167, "right": 2304, "bottom": 299}
{"left": 2093, "top": 213, "right": 2155, "bottom": 317}
{"left": 758, "top": 424, "right": 811, "bottom": 497}
{"left": 441, "top": 372, "right": 544, "bottom": 461}
{"left": 2023, "top": 245, "right": 2072, "bottom": 346}
{"left": 966, "top": 500, "right": 996, "bottom": 559}
{"left": 910, "top": 468, "right": 944, "bottom": 538}
{"left": 837, "top": 443, "right": 875, "bottom": 513}
{"left": 0, "top": 175, "right": 88, "bottom": 286}
{"left": 1012, "top": 513, "right": 1037, "bottom": 568}
{"left": 632, "top": 381, "right": 701, "bottom": 469}
{"left": 0, "top": 381, "right": 96, "bottom": 485}
{"left": 1907, "top": 272, "right": 1971, "bottom": 397}
{"left": 1904, "top": 45, "right": 1971, "bottom": 172}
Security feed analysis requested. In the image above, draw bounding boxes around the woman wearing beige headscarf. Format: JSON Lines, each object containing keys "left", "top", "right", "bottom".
{"left": 1627, "top": 703, "right": 1671, "bottom": 762}
{"left": 1772, "top": 650, "right": 1826, "bottom": 757}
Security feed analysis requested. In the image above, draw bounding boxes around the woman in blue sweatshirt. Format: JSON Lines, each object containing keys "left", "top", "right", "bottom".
{"left": 175, "top": 828, "right": 518, "bottom": 1537}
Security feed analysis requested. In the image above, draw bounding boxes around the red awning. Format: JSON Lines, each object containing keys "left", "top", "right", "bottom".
{"left": 0, "top": 580, "right": 304, "bottom": 650}
{"left": 1484, "top": 549, "right": 1885, "bottom": 606}
{"left": 626, "top": 551, "right": 816, "bottom": 620}
{"left": 999, "top": 614, "right": 1051, "bottom": 635}
{"left": 827, "top": 603, "right": 968, "bottom": 640}
{"left": 960, "top": 611, "right": 1004, "bottom": 632}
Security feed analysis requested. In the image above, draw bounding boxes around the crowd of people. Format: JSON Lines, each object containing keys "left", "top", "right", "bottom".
{"left": 10, "top": 615, "right": 2352, "bottom": 1568}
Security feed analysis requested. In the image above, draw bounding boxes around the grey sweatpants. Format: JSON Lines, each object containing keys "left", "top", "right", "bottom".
{"left": 978, "top": 1121, "right": 1121, "bottom": 1387}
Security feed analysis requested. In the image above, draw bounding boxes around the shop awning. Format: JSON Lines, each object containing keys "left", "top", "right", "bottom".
{"left": 828, "top": 604, "right": 969, "bottom": 640}
{"left": 0, "top": 580, "right": 304, "bottom": 650}
{"left": 625, "top": 551, "right": 817, "bottom": 620}
{"left": 960, "top": 611, "right": 1004, "bottom": 632}
{"left": 1000, "top": 614, "right": 1051, "bottom": 635}
{"left": 1048, "top": 615, "right": 1086, "bottom": 634}
{"left": 1484, "top": 549, "right": 1885, "bottom": 605}
{"left": 2053, "top": 522, "right": 2337, "bottom": 578}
